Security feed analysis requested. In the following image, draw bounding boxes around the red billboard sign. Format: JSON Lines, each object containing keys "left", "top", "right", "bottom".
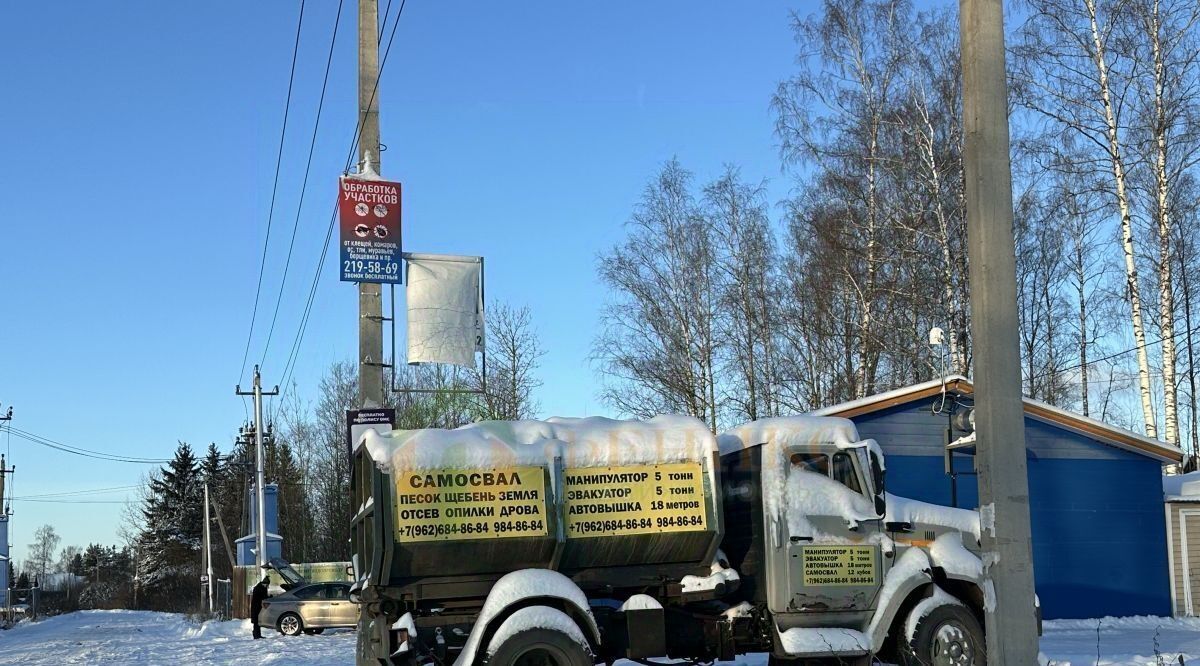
{"left": 339, "top": 176, "right": 402, "bottom": 283}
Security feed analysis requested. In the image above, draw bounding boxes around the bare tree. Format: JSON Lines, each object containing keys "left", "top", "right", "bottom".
{"left": 471, "top": 302, "right": 545, "bottom": 421}
{"left": 1125, "top": 0, "right": 1200, "bottom": 446}
{"left": 774, "top": 0, "right": 914, "bottom": 398}
{"left": 1013, "top": 0, "right": 1160, "bottom": 435}
{"left": 28, "top": 524, "right": 61, "bottom": 581}
{"left": 594, "top": 160, "right": 721, "bottom": 430}
{"left": 705, "top": 167, "right": 781, "bottom": 421}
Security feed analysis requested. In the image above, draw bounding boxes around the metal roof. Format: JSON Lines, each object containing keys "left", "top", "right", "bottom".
{"left": 814, "top": 375, "right": 1184, "bottom": 464}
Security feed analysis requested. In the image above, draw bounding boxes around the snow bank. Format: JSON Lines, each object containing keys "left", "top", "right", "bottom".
{"left": 0, "top": 609, "right": 357, "bottom": 665}
{"left": 885, "top": 493, "right": 981, "bottom": 541}
{"left": 364, "top": 415, "right": 716, "bottom": 474}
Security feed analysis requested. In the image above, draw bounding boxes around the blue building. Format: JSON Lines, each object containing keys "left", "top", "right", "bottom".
{"left": 815, "top": 375, "right": 1183, "bottom": 620}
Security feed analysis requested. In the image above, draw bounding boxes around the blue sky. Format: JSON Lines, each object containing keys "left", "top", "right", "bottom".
{"left": 0, "top": 0, "right": 833, "bottom": 563}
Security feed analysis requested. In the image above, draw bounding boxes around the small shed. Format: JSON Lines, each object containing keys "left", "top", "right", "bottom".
{"left": 815, "top": 375, "right": 1183, "bottom": 620}
{"left": 1164, "top": 473, "right": 1200, "bottom": 616}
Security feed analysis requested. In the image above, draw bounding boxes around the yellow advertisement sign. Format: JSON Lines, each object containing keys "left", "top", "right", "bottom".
{"left": 564, "top": 462, "right": 708, "bottom": 538}
{"left": 393, "top": 466, "right": 548, "bottom": 542}
{"left": 801, "top": 545, "right": 878, "bottom": 586}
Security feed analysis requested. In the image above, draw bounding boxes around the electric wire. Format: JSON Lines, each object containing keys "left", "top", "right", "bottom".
{"left": 6, "top": 426, "right": 172, "bottom": 464}
{"left": 260, "top": 0, "right": 347, "bottom": 370}
{"left": 12, "top": 484, "right": 144, "bottom": 500}
{"left": 1030, "top": 320, "right": 1200, "bottom": 382}
{"left": 238, "top": 0, "right": 309, "bottom": 386}
{"left": 10, "top": 499, "right": 129, "bottom": 504}
{"left": 277, "top": 0, "right": 408, "bottom": 393}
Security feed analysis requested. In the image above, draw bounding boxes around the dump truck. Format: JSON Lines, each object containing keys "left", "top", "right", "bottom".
{"left": 349, "top": 415, "right": 1016, "bottom": 665}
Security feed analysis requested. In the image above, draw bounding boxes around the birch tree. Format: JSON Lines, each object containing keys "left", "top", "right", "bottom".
{"left": 705, "top": 167, "right": 781, "bottom": 421}
{"left": 594, "top": 160, "right": 721, "bottom": 430}
{"left": 1013, "top": 0, "right": 1159, "bottom": 435}
{"left": 773, "top": 0, "right": 912, "bottom": 398}
{"left": 1125, "top": 0, "right": 1200, "bottom": 445}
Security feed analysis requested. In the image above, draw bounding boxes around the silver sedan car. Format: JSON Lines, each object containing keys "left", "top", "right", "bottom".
{"left": 258, "top": 582, "right": 357, "bottom": 636}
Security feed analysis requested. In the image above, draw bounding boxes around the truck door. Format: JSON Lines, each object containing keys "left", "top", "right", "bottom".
{"left": 779, "top": 450, "right": 884, "bottom": 614}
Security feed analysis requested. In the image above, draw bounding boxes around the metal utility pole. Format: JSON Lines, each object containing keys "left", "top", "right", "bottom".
{"left": 203, "top": 483, "right": 214, "bottom": 614}
{"left": 358, "top": 0, "right": 385, "bottom": 409}
{"left": 235, "top": 365, "right": 278, "bottom": 572}
{"left": 960, "top": 0, "right": 1040, "bottom": 661}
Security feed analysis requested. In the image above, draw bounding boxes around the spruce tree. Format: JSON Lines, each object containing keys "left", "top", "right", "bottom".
{"left": 138, "top": 441, "right": 202, "bottom": 611}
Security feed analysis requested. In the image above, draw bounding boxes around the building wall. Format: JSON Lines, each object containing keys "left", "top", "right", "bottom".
{"left": 1166, "top": 502, "right": 1200, "bottom": 616}
{"left": 851, "top": 397, "right": 1172, "bottom": 620}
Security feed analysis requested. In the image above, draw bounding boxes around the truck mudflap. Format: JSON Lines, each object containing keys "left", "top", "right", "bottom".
{"left": 451, "top": 569, "right": 601, "bottom": 666}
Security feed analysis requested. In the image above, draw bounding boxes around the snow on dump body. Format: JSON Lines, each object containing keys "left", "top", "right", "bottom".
{"left": 363, "top": 415, "right": 716, "bottom": 473}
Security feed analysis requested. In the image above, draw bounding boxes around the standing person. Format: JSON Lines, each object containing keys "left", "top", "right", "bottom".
{"left": 250, "top": 574, "right": 270, "bottom": 639}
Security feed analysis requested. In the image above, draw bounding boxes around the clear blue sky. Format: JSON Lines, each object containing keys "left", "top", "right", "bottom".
{"left": 0, "top": 1, "right": 949, "bottom": 563}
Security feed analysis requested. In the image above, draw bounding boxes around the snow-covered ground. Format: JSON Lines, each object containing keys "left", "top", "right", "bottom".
{"left": 2, "top": 610, "right": 1199, "bottom": 665}
{"left": 0, "top": 610, "right": 354, "bottom": 665}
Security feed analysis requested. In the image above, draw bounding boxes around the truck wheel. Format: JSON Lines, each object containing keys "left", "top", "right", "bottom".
{"left": 487, "top": 628, "right": 592, "bottom": 666}
{"left": 901, "top": 604, "right": 986, "bottom": 666}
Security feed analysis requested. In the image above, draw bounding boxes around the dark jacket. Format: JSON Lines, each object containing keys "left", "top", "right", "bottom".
{"left": 250, "top": 580, "right": 269, "bottom": 622}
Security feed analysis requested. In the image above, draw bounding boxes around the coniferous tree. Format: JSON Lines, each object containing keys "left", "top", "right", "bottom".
{"left": 137, "top": 441, "right": 202, "bottom": 611}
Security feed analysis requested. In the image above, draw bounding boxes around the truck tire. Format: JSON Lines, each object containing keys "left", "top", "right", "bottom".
{"left": 487, "top": 627, "right": 592, "bottom": 666}
{"left": 900, "top": 604, "right": 986, "bottom": 666}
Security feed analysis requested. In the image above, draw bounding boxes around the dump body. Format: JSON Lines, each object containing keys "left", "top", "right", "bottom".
{"left": 351, "top": 417, "right": 723, "bottom": 606}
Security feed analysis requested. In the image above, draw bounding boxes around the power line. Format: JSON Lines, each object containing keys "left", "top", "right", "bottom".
{"left": 239, "top": 0, "right": 309, "bottom": 386}
{"left": 1031, "top": 320, "right": 1200, "bottom": 382}
{"left": 261, "top": 0, "right": 347, "bottom": 370}
{"left": 277, "top": 0, "right": 408, "bottom": 392}
{"left": 12, "top": 484, "right": 144, "bottom": 500}
{"left": 10, "top": 499, "right": 129, "bottom": 505}
{"left": 6, "top": 426, "right": 171, "bottom": 464}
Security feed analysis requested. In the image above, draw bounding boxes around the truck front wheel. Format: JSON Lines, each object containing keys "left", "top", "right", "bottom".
{"left": 901, "top": 604, "right": 986, "bottom": 666}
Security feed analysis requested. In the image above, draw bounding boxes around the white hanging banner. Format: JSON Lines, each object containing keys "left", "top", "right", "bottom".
{"left": 405, "top": 253, "right": 484, "bottom": 368}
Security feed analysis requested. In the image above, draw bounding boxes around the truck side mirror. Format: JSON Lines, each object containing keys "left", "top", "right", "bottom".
{"left": 869, "top": 451, "right": 886, "bottom": 495}
{"left": 874, "top": 494, "right": 886, "bottom": 518}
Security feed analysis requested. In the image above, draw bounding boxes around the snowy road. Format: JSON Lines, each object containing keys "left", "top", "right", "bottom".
{"left": 2, "top": 610, "right": 1200, "bottom": 665}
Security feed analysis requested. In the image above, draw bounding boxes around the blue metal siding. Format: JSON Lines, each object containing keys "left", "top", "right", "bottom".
{"left": 1026, "top": 457, "right": 1170, "bottom": 618}
{"left": 848, "top": 397, "right": 1171, "bottom": 619}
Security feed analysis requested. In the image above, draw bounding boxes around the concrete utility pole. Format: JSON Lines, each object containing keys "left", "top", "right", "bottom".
{"left": 236, "top": 365, "right": 278, "bottom": 572}
{"left": 357, "top": 0, "right": 386, "bottom": 409}
{"left": 203, "top": 483, "right": 214, "bottom": 614}
{"left": 959, "top": 0, "right": 1041, "bottom": 662}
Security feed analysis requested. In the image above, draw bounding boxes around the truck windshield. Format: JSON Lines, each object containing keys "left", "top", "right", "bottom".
{"left": 789, "top": 452, "right": 862, "bottom": 494}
